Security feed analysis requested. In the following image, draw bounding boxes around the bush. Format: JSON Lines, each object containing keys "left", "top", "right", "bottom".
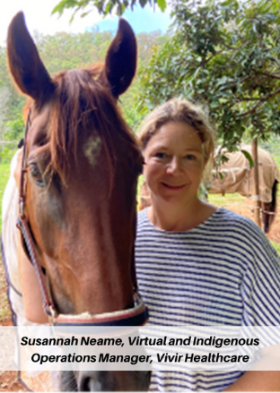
{"left": 0, "top": 146, "right": 17, "bottom": 164}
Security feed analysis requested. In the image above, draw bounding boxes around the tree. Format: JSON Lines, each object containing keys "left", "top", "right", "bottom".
{"left": 33, "top": 29, "right": 114, "bottom": 74}
{"left": 0, "top": 87, "right": 10, "bottom": 142}
{"left": 4, "top": 113, "right": 24, "bottom": 142}
{"left": 52, "top": 0, "right": 166, "bottom": 18}
{"left": 120, "top": 31, "right": 170, "bottom": 130}
{"left": 0, "top": 47, "right": 26, "bottom": 123}
{"left": 138, "top": 0, "right": 280, "bottom": 151}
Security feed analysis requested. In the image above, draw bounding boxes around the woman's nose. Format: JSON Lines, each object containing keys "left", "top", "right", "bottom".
{"left": 166, "top": 156, "right": 182, "bottom": 174}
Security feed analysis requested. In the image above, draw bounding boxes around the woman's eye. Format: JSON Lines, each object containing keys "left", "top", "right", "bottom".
{"left": 185, "top": 154, "right": 196, "bottom": 160}
{"left": 155, "top": 152, "right": 167, "bottom": 159}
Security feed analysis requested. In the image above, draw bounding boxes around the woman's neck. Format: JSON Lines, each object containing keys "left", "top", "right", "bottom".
{"left": 147, "top": 197, "right": 217, "bottom": 232}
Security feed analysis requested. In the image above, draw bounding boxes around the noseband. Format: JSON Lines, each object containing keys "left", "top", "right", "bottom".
{"left": 16, "top": 108, "right": 148, "bottom": 327}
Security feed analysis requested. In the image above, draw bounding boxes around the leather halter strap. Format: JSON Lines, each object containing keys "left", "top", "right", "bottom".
{"left": 16, "top": 215, "right": 56, "bottom": 317}
{"left": 16, "top": 107, "right": 148, "bottom": 327}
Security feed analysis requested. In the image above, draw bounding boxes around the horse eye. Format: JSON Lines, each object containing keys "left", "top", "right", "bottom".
{"left": 29, "top": 164, "right": 44, "bottom": 186}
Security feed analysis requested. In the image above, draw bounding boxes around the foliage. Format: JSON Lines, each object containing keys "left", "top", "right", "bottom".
{"left": 0, "top": 48, "right": 26, "bottom": 124}
{"left": 0, "top": 87, "right": 10, "bottom": 141}
{"left": 33, "top": 28, "right": 114, "bottom": 74}
{"left": 139, "top": 0, "right": 280, "bottom": 150}
{"left": 121, "top": 86, "right": 144, "bottom": 130}
{"left": 4, "top": 113, "right": 24, "bottom": 142}
{"left": 270, "top": 240, "right": 280, "bottom": 255}
{"left": 52, "top": 0, "right": 166, "bottom": 19}
{"left": 0, "top": 146, "right": 17, "bottom": 164}
{"left": 120, "top": 31, "right": 169, "bottom": 129}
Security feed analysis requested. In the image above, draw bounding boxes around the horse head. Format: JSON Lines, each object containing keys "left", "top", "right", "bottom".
{"left": 8, "top": 12, "right": 149, "bottom": 391}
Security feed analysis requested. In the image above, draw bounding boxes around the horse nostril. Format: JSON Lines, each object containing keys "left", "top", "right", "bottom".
{"left": 79, "top": 376, "right": 102, "bottom": 392}
{"left": 80, "top": 377, "right": 88, "bottom": 391}
{"left": 79, "top": 376, "right": 90, "bottom": 392}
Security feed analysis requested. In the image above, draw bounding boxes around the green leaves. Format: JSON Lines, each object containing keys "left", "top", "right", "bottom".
{"left": 156, "top": 0, "right": 166, "bottom": 12}
{"left": 138, "top": 0, "right": 280, "bottom": 150}
{"left": 52, "top": 0, "right": 86, "bottom": 16}
{"left": 4, "top": 113, "right": 24, "bottom": 142}
{"left": 52, "top": 0, "right": 166, "bottom": 17}
{"left": 241, "top": 149, "right": 254, "bottom": 167}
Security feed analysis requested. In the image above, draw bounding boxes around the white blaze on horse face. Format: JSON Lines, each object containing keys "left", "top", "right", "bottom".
{"left": 83, "top": 134, "right": 102, "bottom": 167}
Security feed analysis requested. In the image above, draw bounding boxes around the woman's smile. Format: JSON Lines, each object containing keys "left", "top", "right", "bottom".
{"left": 161, "top": 182, "right": 187, "bottom": 190}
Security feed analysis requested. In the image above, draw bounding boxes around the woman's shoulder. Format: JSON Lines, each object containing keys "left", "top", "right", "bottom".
{"left": 137, "top": 206, "right": 274, "bottom": 251}
{"left": 137, "top": 206, "right": 264, "bottom": 236}
{"left": 206, "top": 207, "right": 264, "bottom": 233}
{"left": 212, "top": 208, "right": 279, "bottom": 259}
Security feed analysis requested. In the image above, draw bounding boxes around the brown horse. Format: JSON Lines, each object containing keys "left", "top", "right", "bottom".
{"left": 6, "top": 12, "right": 149, "bottom": 391}
{"left": 209, "top": 146, "right": 280, "bottom": 233}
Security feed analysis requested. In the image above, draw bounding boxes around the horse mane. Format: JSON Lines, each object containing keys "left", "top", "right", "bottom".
{"left": 25, "top": 65, "right": 142, "bottom": 186}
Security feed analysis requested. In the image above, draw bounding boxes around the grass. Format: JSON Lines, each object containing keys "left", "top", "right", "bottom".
{"left": 270, "top": 240, "right": 280, "bottom": 255}
{"left": 208, "top": 193, "right": 247, "bottom": 206}
{"left": 209, "top": 193, "right": 280, "bottom": 255}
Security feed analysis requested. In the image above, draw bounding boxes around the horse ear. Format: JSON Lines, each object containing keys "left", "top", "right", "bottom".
{"left": 7, "top": 12, "right": 55, "bottom": 103}
{"left": 104, "top": 18, "right": 137, "bottom": 98}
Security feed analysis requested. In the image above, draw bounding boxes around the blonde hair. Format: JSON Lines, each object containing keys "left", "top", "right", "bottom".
{"left": 138, "top": 97, "right": 215, "bottom": 164}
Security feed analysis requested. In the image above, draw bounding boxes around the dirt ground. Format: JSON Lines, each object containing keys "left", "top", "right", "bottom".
{"left": 0, "top": 198, "right": 280, "bottom": 392}
{"left": 0, "top": 372, "right": 27, "bottom": 392}
{"left": 217, "top": 196, "right": 280, "bottom": 244}
{"left": 0, "top": 314, "right": 28, "bottom": 392}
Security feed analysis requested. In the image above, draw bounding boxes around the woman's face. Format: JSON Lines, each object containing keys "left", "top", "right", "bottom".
{"left": 143, "top": 121, "right": 205, "bottom": 207}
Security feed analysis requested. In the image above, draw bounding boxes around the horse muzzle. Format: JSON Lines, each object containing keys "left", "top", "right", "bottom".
{"left": 75, "top": 370, "right": 151, "bottom": 392}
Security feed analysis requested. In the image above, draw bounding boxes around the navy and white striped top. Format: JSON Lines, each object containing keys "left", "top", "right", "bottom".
{"left": 135, "top": 207, "right": 280, "bottom": 391}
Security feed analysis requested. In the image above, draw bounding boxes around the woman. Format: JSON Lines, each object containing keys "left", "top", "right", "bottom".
{"left": 135, "top": 98, "right": 280, "bottom": 391}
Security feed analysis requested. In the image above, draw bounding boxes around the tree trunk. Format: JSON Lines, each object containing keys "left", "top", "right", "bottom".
{"left": 251, "top": 139, "right": 261, "bottom": 228}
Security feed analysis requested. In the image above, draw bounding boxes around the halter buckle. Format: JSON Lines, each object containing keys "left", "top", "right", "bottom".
{"left": 47, "top": 305, "right": 57, "bottom": 326}
{"left": 19, "top": 198, "right": 25, "bottom": 218}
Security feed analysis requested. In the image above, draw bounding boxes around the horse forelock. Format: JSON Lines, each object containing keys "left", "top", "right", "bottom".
{"left": 28, "top": 65, "right": 142, "bottom": 184}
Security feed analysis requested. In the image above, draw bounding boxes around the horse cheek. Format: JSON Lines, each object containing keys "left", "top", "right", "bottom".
{"left": 26, "top": 183, "right": 62, "bottom": 258}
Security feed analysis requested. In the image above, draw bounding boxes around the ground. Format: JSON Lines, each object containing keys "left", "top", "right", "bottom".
{"left": 0, "top": 315, "right": 28, "bottom": 392}
{"left": 0, "top": 195, "right": 280, "bottom": 391}
{"left": 210, "top": 195, "right": 280, "bottom": 244}
{"left": 0, "top": 372, "right": 27, "bottom": 392}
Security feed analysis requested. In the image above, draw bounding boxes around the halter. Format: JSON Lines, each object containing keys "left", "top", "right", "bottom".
{"left": 16, "top": 108, "right": 148, "bottom": 327}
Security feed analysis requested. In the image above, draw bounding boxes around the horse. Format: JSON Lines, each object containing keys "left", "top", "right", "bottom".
{"left": 209, "top": 146, "right": 280, "bottom": 233}
{"left": 1, "top": 11, "right": 150, "bottom": 391}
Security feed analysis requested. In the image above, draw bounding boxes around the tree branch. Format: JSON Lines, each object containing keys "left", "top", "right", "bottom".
{"left": 237, "top": 86, "right": 280, "bottom": 118}
{"left": 216, "top": 36, "right": 239, "bottom": 51}
{"left": 198, "top": 49, "right": 225, "bottom": 68}
{"left": 217, "top": 75, "right": 251, "bottom": 93}
{"left": 255, "top": 71, "right": 280, "bottom": 80}
{"left": 235, "top": 96, "right": 261, "bottom": 102}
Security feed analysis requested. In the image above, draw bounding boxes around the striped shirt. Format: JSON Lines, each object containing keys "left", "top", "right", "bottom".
{"left": 135, "top": 207, "right": 280, "bottom": 391}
